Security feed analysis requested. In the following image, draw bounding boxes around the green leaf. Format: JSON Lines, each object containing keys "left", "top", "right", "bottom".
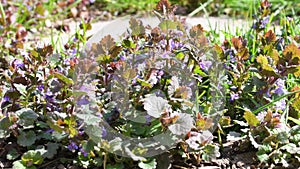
{"left": 52, "top": 131, "right": 68, "bottom": 141}
{"left": 175, "top": 52, "right": 184, "bottom": 60}
{"left": 0, "top": 117, "right": 10, "bottom": 138}
{"left": 281, "top": 143, "right": 299, "bottom": 154}
{"left": 21, "top": 150, "right": 44, "bottom": 166}
{"left": 277, "top": 132, "right": 289, "bottom": 144}
{"left": 138, "top": 159, "right": 157, "bottom": 169}
{"left": 122, "top": 39, "right": 136, "bottom": 49}
{"left": 243, "top": 111, "right": 259, "bottom": 127}
{"left": 7, "top": 148, "right": 20, "bottom": 160}
{"left": 257, "top": 153, "right": 269, "bottom": 162}
{"left": 257, "top": 144, "right": 272, "bottom": 162}
{"left": 136, "top": 78, "right": 152, "bottom": 88}
{"left": 159, "top": 20, "right": 178, "bottom": 32}
{"left": 259, "top": 144, "right": 272, "bottom": 153}
{"left": 43, "top": 143, "right": 59, "bottom": 159}
{"left": 82, "top": 140, "right": 96, "bottom": 153}
{"left": 14, "top": 83, "right": 27, "bottom": 96}
{"left": 291, "top": 97, "right": 300, "bottom": 112}
{"left": 283, "top": 43, "right": 300, "bottom": 65}
{"left": 76, "top": 114, "right": 101, "bottom": 125}
{"left": 143, "top": 95, "right": 168, "bottom": 118}
{"left": 168, "top": 113, "right": 194, "bottom": 135}
{"left": 54, "top": 72, "right": 73, "bottom": 85}
{"left": 202, "top": 144, "right": 220, "bottom": 161}
{"left": 16, "top": 108, "right": 38, "bottom": 127}
{"left": 85, "top": 125, "right": 103, "bottom": 143}
{"left": 47, "top": 54, "right": 60, "bottom": 67}
{"left": 12, "top": 160, "right": 33, "bottom": 169}
{"left": 106, "top": 163, "right": 124, "bottom": 169}
{"left": 122, "top": 68, "right": 136, "bottom": 80}
{"left": 17, "top": 130, "right": 36, "bottom": 147}
{"left": 129, "top": 18, "right": 145, "bottom": 36}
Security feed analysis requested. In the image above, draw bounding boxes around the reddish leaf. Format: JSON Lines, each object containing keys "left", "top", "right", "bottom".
{"left": 283, "top": 43, "right": 300, "bottom": 65}
{"left": 231, "top": 37, "right": 243, "bottom": 51}
{"left": 100, "top": 35, "right": 115, "bottom": 53}
{"left": 189, "top": 24, "right": 205, "bottom": 38}
{"left": 129, "top": 18, "right": 145, "bottom": 37}
{"left": 156, "top": 0, "right": 171, "bottom": 11}
{"left": 264, "top": 30, "right": 276, "bottom": 44}
{"left": 261, "top": 0, "right": 271, "bottom": 8}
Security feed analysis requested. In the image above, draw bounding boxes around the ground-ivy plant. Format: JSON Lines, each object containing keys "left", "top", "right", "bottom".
{"left": 0, "top": 0, "right": 300, "bottom": 168}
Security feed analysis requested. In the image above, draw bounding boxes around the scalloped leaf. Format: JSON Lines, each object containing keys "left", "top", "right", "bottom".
{"left": 143, "top": 95, "right": 168, "bottom": 118}
{"left": 16, "top": 108, "right": 38, "bottom": 127}
{"left": 43, "top": 143, "right": 59, "bottom": 159}
{"left": 268, "top": 49, "right": 280, "bottom": 65}
{"left": 21, "top": 150, "right": 43, "bottom": 166}
{"left": 283, "top": 43, "right": 300, "bottom": 65}
{"left": 264, "top": 30, "right": 276, "bottom": 44}
{"left": 261, "top": 64, "right": 279, "bottom": 77}
{"left": 0, "top": 117, "right": 10, "bottom": 138}
{"left": 77, "top": 114, "right": 101, "bottom": 125}
{"left": 292, "top": 97, "right": 300, "bottom": 111}
{"left": 189, "top": 24, "right": 205, "bottom": 38}
{"left": 168, "top": 113, "right": 194, "bottom": 135}
{"left": 54, "top": 72, "right": 73, "bottom": 85}
{"left": 201, "top": 144, "right": 220, "bottom": 161}
{"left": 214, "top": 44, "right": 224, "bottom": 59}
{"left": 100, "top": 35, "right": 116, "bottom": 53}
{"left": 17, "top": 130, "right": 36, "bottom": 147}
{"left": 12, "top": 160, "right": 30, "bottom": 169}
{"left": 129, "top": 18, "right": 145, "bottom": 37}
{"left": 231, "top": 37, "right": 243, "bottom": 51}
{"left": 281, "top": 143, "right": 299, "bottom": 154}
{"left": 287, "top": 66, "right": 300, "bottom": 77}
{"left": 243, "top": 111, "right": 259, "bottom": 127}
{"left": 257, "top": 55, "right": 268, "bottom": 65}
{"left": 156, "top": 0, "right": 171, "bottom": 11}
{"left": 237, "top": 48, "right": 249, "bottom": 61}
{"left": 159, "top": 20, "right": 178, "bottom": 33}
{"left": 138, "top": 159, "right": 157, "bottom": 169}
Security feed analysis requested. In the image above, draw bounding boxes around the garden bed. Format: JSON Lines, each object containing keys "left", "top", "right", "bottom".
{"left": 1, "top": 0, "right": 300, "bottom": 169}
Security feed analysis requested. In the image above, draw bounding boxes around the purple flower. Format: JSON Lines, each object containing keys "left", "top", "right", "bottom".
{"left": 80, "top": 148, "right": 88, "bottom": 157}
{"left": 37, "top": 85, "right": 44, "bottom": 91}
{"left": 169, "top": 39, "right": 176, "bottom": 51}
{"left": 175, "top": 30, "right": 183, "bottom": 37}
{"left": 259, "top": 16, "right": 270, "bottom": 29}
{"left": 145, "top": 115, "right": 152, "bottom": 125}
{"left": 274, "top": 99, "right": 286, "bottom": 111}
{"left": 12, "top": 59, "right": 25, "bottom": 69}
{"left": 257, "top": 111, "right": 267, "bottom": 122}
{"left": 67, "top": 142, "right": 78, "bottom": 151}
{"left": 199, "top": 60, "right": 212, "bottom": 71}
{"left": 160, "top": 39, "right": 167, "bottom": 47}
{"left": 102, "top": 127, "right": 107, "bottom": 138}
{"left": 45, "top": 89, "right": 54, "bottom": 101}
{"left": 162, "top": 52, "right": 170, "bottom": 58}
{"left": 78, "top": 130, "right": 84, "bottom": 135}
{"left": 2, "top": 96, "right": 10, "bottom": 103}
{"left": 45, "top": 129, "right": 54, "bottom": 133}
{"left": 26, "top": 5, "right": 32, "bottom": 11}
{"left": 119, "top": 55, "right": 126, "bottom": 61}
{"left": 158, "top": 70, "right": 164, "bottom": 77}
{"left": 76, "top": 97, "right": 90, "bottom": 105}
{"left": 230, "top": 93, "right": 239, "bottom": 101}
{"left": 71, "top": 48, "right": 77, "bottom": 56}
{"left": 274, "top": 79, "right": 287, "bottom": 95}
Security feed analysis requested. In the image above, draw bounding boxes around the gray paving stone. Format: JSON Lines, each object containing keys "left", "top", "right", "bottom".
{"left": 38, "top": 16, "right": 250, "bottom": 46}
